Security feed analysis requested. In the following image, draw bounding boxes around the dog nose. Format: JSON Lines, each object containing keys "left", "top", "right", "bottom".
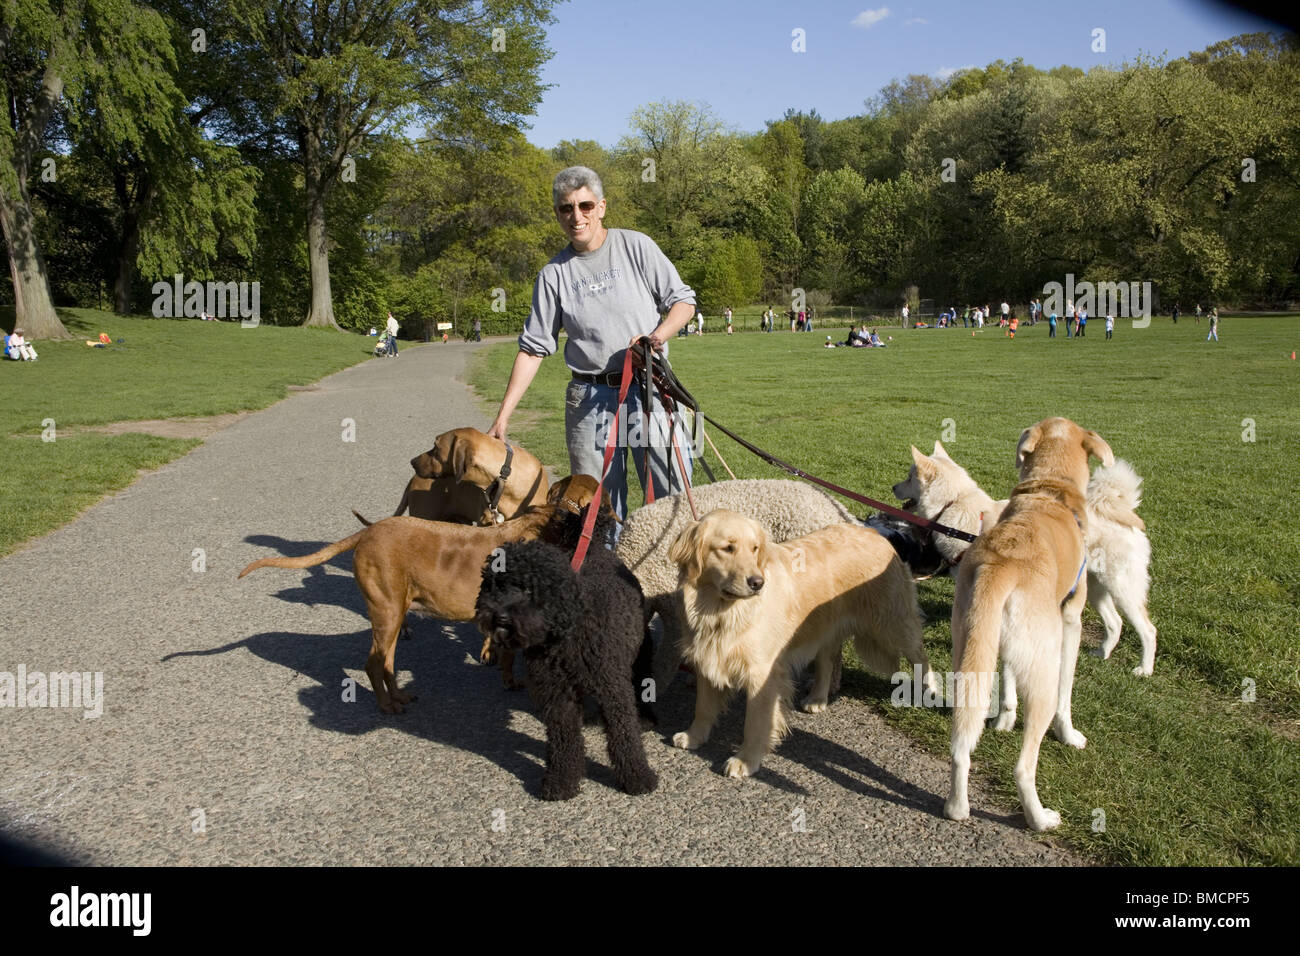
{"left": 747, "top": 575, "right": 764, "bottom": 593}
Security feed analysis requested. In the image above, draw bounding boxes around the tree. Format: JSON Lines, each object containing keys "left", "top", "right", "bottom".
{"left": 231, "top": 0, "right": 557, "bottom": 329}
{"left": 615, "top": 100, "right": 764, "bottom": 264}
{"left": 1, "top": 0, "right": 180, "bottom": 337}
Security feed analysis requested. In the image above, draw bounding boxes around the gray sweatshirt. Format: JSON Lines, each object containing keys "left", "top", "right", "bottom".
{"left": 518, "top": 228, "right": 695, "bottom": 375}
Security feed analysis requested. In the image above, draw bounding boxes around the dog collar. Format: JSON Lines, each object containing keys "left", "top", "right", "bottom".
{"left": 483, "top": 442, "right": 515, "bottom": 524}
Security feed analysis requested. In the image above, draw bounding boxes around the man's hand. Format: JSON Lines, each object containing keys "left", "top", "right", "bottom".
{"left": 486, "top": 420, "right": 507, "bottom": 441}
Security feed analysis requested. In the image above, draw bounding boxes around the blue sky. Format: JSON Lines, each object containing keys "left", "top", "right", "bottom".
{"left": 522, "top": 0, "right": 1281, "bottom": 149}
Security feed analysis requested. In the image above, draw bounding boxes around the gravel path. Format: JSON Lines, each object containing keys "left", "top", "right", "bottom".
{"left": 0, "top": 340, "right": 1081, "bottom": 865}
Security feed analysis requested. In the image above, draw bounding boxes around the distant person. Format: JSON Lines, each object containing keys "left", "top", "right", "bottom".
{"left": 1048, "top": 311, "right": 1058, "bottom": 338}
{"left": 870, "top": 329, "right": 885, "bottom": 347}
{"left": 5, "top": 328, "right": 37, "bottom": 360}
{"left": 1105, "top": 314, "right": 1115, "bottom": 340}
{"left": 787, "top": 308, "right": 796, "bottom": 331}
{"left": 1008, "top": 315, "right": 1019, "bottom": 339}
{"left": 1194, "top": 303, "right": 1202, "bottom": 324}
{"left": 1076, "top": 307, "right": 1088, "bottom": 337}
{"left": 1171, "top": 303, "right": 1180, "bottom": 324}
{"left": 1207, "top": 309, "right": 1219, "bottom": 342}
{"left": 824, "top": 335, "right": 836, "bottom": 348}
{"left": 472, "top": 317, "right": 482, "bottom": 342}
{"left": 901, "top": 304, "right": 910, "bottom": 325}
{"left": 385, "top": 311, "right": 399, "bottom": 356}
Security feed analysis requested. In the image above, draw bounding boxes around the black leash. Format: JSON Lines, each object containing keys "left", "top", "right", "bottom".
{"left": 630, "top": 338, "right": 976, "bottom": 544}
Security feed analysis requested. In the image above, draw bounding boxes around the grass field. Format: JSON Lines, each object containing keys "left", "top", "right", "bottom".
{"left": 468, "top": 315, "right": 1300, "bottom": 866}
{"left": 0, "top": 308, "right": 373, "bottom": 556}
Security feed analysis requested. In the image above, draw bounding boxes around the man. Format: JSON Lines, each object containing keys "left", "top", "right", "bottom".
{"left": 486, "top": 166, "right": 695, "bottom": 525}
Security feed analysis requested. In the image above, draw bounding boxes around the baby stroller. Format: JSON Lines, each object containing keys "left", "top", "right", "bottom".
{"left": 373, "top": 334, "right": 396, "bottom": 357}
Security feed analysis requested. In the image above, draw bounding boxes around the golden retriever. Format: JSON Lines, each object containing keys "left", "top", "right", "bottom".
{"left": 944, "top": 417, "right": 1114, "bottom": 831}
{"left": 668, "top": 509, "right": 935, "bottom": 778}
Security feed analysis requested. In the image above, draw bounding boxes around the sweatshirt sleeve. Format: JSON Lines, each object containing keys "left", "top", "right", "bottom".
{"left": 518, "top": 265, "right": 564, "bottom": 356}
{"left": 633, "top": 232, "right": 695, "bottom": 312}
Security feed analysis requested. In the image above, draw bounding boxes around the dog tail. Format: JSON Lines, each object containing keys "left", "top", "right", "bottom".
{"left": 238, "top": 530, "right": 367, "bottom": 578}
{"left": 951, "top": 564, "right": 1015, "bottom": 754}
{"left": 1087, "top": 459, "right": 1145, "bottom": 531}
{"left": 351, "top": 509, "right": 374, "bottom": 526}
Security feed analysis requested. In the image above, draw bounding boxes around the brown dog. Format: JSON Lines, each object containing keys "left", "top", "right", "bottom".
{"left": 406, "top": 428, "right": 548, "bottom": 524}
{"left": 240, "top": 475, "right": 601, "bottom": 711}
{"left": 944, "top": 417, "right": 1114, "bottom": 831}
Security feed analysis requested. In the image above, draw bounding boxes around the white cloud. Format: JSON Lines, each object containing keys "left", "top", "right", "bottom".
{"left": 904, "top": 17, "right": 928, "bottom": 26}
{"left": 936, "top": 64, "right": 976, "bottom": 79}
{"left": 851, "top": 8, "right": 891, "bottom": 29}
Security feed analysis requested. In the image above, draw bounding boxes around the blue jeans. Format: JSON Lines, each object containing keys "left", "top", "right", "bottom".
{"left": 565, "top": 379, "right": 694, "bottom": 529}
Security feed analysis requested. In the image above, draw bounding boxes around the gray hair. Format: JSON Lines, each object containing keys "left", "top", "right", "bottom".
{"left": 552, "top": 166, "right": 603, "bottom": 206}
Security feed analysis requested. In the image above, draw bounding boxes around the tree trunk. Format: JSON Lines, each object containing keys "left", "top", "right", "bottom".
{"left": 0, "top": 177, "right": 70, "bottom": 339}
{"left": 1, "top": 58, "right": 71, "bottom": 339}
{"left": 301, "top": 131, "right": 340, "bottom": 329}
{"left": 113, "top": 170, "right": 155, "bottom": 315}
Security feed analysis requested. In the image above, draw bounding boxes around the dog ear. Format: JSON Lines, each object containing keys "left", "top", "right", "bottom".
{"left": 1082, "top": 430, "right": 1115, "bottom": 467}
{"left": 932, "top": 439, "right": 949, "bottom": 459}
{"left": 451, "top": 435, "right": 471, "bottom": 482}
{"left": 753, "top": 521, "right": 772, "bottom": 570}
{"left": 1015, "top": 424, "right": 1041, "bottom": 470}
{"left": 668, "top": 521, "right": 704, "bottom": 581}
{"left": 911, "top": 445, "right": 936, "bottom": 479}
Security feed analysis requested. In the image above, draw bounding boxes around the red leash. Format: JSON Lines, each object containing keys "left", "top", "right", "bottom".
{"left": 571, "top": 349, "right": 637, "bottom": 571}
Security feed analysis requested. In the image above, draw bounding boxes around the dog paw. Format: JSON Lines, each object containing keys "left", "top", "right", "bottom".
{"left": 671, "top": 731, "right": 702, "bottom": 751}
{"left": 992, "top": 711, "right": 1017, "bottom": 732}
{"left": 801, "top": 697, "right": 829, "bottom": 714}
{"left": 1027, "top": 808, "right": 1062, "bottom": 832}
{"left": 1091, "top": 645, "right": 1111, "bottom": 659}
{"left": 722, "top": 756, "right": 757, "bottom": 779}
{"left": 379, "top": 699, "right": 405, "bottom": 715}
{"left": 622, "top": 770, "right": 659, "bottom": 796}
{"left": 943, "top": 797, "right": 970, "bottom": 821}
{"left": 1056, "top": 726, "right": 1087, "bottom": 749}
{"left": 539, "top": 777, "right": 580, "bottom": 802}
{"left": 1132, "top": 664, "right": 1153, "bottom": 678}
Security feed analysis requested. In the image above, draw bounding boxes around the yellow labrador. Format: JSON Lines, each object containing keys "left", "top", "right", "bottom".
{"left": 668, "top": 509, "right": 935, "bottom": 778}
{"left": 944, "top": 417, "right": 1114, "bottom": 831}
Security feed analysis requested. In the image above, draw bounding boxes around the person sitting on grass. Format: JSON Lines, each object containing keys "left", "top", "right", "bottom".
{"left": 869, "top": 328, "right": 885, "bottom": 347}
{"left": 824, "top": 335, "right": 836, "bottom": 348}
{"left": 5, "top": 328, "right": 37, "bottom": 360}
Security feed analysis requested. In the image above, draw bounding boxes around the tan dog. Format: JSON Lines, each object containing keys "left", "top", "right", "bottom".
{"left": 668, "top": 509, "right": 935, "bottom": 779}
{"left": 406, "top": 427, "right": 549, "bottom": 524}
{"left": 240, "top": 475, "right": 600, "bottom": 710}
{"left": 357, "top": 428, "right": 550, "bottom": 526}
{"left": 944, "top": 418, "right": 1114, "bottom": 831}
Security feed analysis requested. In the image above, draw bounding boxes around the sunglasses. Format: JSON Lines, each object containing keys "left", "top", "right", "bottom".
{"left": 556, "top": 200, "right": 599, "bottom": 215}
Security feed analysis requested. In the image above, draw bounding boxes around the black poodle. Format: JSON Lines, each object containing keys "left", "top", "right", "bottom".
{"left": 476, "top": 537, "right": 659, "bottom": 801}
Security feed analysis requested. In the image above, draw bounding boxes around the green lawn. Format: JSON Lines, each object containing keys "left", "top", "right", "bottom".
{"left": 468, "top": 315, "right": 1300, "bottom": 866}
{"left": 0, "top": 308, "right": 375, "bottom": 556}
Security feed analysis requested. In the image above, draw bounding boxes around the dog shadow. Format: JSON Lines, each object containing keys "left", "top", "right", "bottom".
{"left": 239, "top": 535, "right": 369, "bottom": 618}
{"left": 163, "top": 615, "right": 554, "bottom": 787}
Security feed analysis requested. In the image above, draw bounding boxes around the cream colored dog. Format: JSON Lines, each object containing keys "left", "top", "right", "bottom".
{"left": 668, "top": 509, "right": 935, "bottom": 779}
{"left": 944, "top": 417, "right": 1114, "bottom": 831}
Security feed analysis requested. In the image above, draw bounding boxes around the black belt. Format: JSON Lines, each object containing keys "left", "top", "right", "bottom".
{"left": 572, "top": 370, "right": 622, "bottom": 388}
